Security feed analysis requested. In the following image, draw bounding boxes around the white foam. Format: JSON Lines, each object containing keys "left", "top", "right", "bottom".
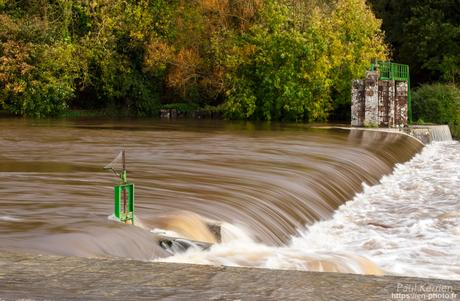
{"left": 293, "top": 141, "right": 460, "bottom": 280}
{"left": 157, "top": 141, "right": 460, "bottom": 280}
{"left": 150, "top": 228, "right": 182, "bottom": 238}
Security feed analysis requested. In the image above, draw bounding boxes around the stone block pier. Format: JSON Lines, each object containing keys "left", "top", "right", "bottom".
{"left": 351, "top": 71, "right": 409, "bottom": 128}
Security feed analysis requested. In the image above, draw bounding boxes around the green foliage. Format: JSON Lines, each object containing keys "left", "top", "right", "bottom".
{"left": 23, "top": 43, "right": 78, "bottom": 117}
{"left": 413, "top": 84, "right": 460, "bottom": 138}
{"left": 0, "top": 13, "right": 78, "bottom": 117}
{"left": 161, "top": 103, "right": 199, "bottom": 113}
{"left": 1, "top": 0, "right": 387, "bottom": 121}
{"left": 223, "top": 2, "right": 325, "bottom": 121}
{"left": 368, "top": 0, "right": 460, "bottom": 85}
{"left": 223, "top": 0, "right": 386, "bottom": 121}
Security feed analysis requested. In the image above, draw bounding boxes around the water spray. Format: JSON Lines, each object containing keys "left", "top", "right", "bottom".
{"left": 105, "top": 150, "right": 135, "bottom": 225}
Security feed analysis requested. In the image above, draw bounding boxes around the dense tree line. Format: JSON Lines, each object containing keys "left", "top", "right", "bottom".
{"left": 0, "top": 0, "right": 386, "bottom": 119}
{"left": 368, "top": 0, "right": 460, "bottom": 138}
{"left": 368, "top": 0, "right": 460, "bottom": 85}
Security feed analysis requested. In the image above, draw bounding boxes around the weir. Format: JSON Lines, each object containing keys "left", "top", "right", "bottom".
{"left": 339, "top": 125, "right": 453, "bottom": 145}
{"left": 409, "top": 124, "right": 453, "bottom": 143}
{"left": 2, "top": 119, "right": 458, "bottom": 298}
{"left": 0, "top": 120, "right": 425, "bottom": 256}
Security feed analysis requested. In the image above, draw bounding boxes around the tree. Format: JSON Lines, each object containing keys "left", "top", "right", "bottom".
{"left": 368, "top": 0, "right": 460, "bottom": 84}
{"left": 0, "top": 12, "right": 78, "bottom": 117}
{"left": 1, "top": 0, "right": 388, "bottom": 120}
{"left": 223, "top": 0, "right": 386, "bottom": 121}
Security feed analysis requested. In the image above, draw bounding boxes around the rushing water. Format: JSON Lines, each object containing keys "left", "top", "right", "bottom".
{"left": 1, "top": 118, "right": 458, "bottom": 280}
{"left": 160, "top": 141, "right": 460, "bottom": 280}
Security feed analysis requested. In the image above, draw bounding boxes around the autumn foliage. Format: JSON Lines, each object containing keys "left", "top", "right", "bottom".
{"left": 0, "top": 0, "right": 387, "bottom": 119}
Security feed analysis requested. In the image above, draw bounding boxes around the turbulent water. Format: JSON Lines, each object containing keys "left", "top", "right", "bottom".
{"left": 160, "top": 141, "right": 460, "bottom": 280}
{"left": 1, "top": 119, "right": 458, "bottom": 280}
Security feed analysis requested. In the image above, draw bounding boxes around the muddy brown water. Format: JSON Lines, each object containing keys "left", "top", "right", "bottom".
{"left": 0, "top": 118, "right": 422, "bottom": 260}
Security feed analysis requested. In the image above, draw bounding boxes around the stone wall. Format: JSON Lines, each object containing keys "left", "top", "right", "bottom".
{"left": 378, "top": 80, "right": 395, "bottom": 127}
{"left": 395, "top": 81, "right": 409, "bottom": 127}
{"left": 160, "top": 109, "right": 223, "bottom": 120}
{"left": 364, "top": 71, "right": 380, "bottom": 127}
{"left": 351, "top": 80, "right": 365, "bottom": 126}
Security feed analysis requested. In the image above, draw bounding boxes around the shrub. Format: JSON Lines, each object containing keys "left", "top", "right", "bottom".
{"left": 413, "top": 83, "right": 460, "bottom": 138}
{"left": 0, "top": 41, "right": 77, "bottom": 117}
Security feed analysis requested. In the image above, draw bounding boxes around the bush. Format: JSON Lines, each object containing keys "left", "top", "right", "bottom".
{"left": 0, "top": 41, "right": 77, "bottom": 118}
{"left": 413, "top": 83, "right": 460, "bottom": 138}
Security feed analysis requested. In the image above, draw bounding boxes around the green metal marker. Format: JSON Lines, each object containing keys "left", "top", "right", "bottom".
{"left": 105, "top": 150, "right": 135, "bottom": 225}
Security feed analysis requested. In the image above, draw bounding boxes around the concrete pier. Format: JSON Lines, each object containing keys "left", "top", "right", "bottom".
{"left": 0, "top": 250, "right": 458, "bottom": 301}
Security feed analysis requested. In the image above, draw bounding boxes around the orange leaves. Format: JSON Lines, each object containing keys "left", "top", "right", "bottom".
{"left": 144, "top": 39, "right": 174, "bottom": 72}
{"left": 199, "top": 0, "right": 262, "bottom": 20}
{"left": 0, "top": 41, "right": 34, "bottom": 96}
{"left": 231, "top": 0, "right": 263, "bottom": 21}
{"left": 144, "top": 38, "right": 226, "bottom": 100}
{"left": 242, "top": 44, "right": 257, "bottom": 57}
{"left": 198, "top": 0, "right": 263, "bottom": 30}
{"left": 200, "top": 0, "right": 229, "bottom": 14}
{"left": 141, "top": 0, "right": 265, "bottom": 103}
{"left": 0, "top": 14, "right": 20, "bottom": 39}
{"left": 167, "top": 48, "right": 203, "bottom": 97}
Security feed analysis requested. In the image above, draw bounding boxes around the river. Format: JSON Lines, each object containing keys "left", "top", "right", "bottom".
{"left": 0, "top": 118, "right": 458, "bottom": 280}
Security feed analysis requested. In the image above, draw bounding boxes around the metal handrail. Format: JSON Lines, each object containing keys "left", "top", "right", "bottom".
{"left": 371, "top": 61, "right": 412, "bottom": 123}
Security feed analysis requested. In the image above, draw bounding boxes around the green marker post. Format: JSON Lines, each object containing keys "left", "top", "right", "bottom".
{"left": 106, "top": 150, "right": 135, "bottom": 225}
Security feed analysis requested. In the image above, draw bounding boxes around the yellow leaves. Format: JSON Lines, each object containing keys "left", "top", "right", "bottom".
{"left": 144, "top": 39, "right": 174, "bottom": 72}
{"left": 89, "top": 0, "right": 97, "bottom": 11}
{"left": 242, "top": 44, "right": 257, "bottom": 56}
{"left": 0, "top": 41, "right": 34, "bottom": 97}
{"left": 222, "top": 0, "right": 390, "bottom": 121}
{"left": 320, "top": 0, "right": 388, "bottom": 74}
{"left": 10, "top": 82, "right": 26, "bottom": 94}
{"left": 129, "top": 31, "right": 144, "bottom": 41}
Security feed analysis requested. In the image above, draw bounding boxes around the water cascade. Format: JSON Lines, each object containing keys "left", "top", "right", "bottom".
{"left": 1, "top": 120, "right": 458, "bottom": 279}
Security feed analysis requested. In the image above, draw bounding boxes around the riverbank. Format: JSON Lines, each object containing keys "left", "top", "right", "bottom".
{"left": 0, "top": 250, "right": 458, "bottom": 301}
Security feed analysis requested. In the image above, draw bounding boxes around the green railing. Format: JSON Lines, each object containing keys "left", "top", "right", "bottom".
{"left": 371, "top": 61, "right": 412, "bottom": 123}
